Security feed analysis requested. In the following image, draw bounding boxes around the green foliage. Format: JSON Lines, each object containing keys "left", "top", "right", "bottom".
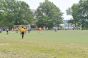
{"left": 79, "top": 0, "right": 88, "bottom": 29}
{"left": 71, "top": 4, "right": 80, "bottom": 27}
{"left": 35, "top": 0, "right": 63, "bottom": 28}
{"left": 0, "top": 0, "right": 33, "bottom": 27}
{"left": 68, "top": 0, "right": 88, "bottom": 30}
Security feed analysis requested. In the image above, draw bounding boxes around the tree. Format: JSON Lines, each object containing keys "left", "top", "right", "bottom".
{"left": 71, "top": 4, "right": 80, "bottom": 28}
{"left": 79, "top": 0, "right": 88, "bottom": 29}
{"left": 0, "top": 0, "right": 33, "bottom": 27}
{"left": 68, "top": 0, "right": 88, "bottom": 30}
{"left": 35, "top": 0, "right": 63, "bottom": 28}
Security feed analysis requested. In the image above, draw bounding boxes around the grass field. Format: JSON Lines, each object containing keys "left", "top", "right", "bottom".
{"left": 0, "top": 30, "right": 88, "bottom": 58}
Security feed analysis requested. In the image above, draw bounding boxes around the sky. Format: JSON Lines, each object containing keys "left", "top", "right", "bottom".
{"left": 19, "top": 0, "right": 80, "bottom": 20}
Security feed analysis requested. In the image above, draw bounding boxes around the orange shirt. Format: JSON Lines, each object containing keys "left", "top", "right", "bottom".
{"left": 20, "top": 28, "right": 26, "bottom": 32}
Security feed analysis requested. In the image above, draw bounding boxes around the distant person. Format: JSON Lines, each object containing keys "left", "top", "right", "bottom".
{"left": 19, "top": 27, "right": 26, "bottom": 39}
{"left": 6, "top": 28, "right": 9, "bottom": 34}
{"left": 28, "top": 27, "right": 31, "bottom": 33}
{"left": 53, "top": 26, "right": 58, "bottom": 32}
{"left": 38, "top": 27, "right": 42, "bottom": 31}
{"left": 43, "top": 26, "right": 46, "bottom": 30}
{"left": 28, "top": 28, "right": 31, "bottom": 33}
{"left": 46, "top": 27, "right": 48, "bottom": 30}
{"left": 0, "top": 28, "right": 2, "bottom": 33}
{"left": 15, "top": 28, "right": 18, "bottom": 33}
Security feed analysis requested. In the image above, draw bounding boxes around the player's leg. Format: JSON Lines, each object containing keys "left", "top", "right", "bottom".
{"left": 22, "top": 32, "right": 24, "bottom": 39}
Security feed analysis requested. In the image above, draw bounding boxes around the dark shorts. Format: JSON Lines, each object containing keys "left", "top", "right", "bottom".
{"left": 21, "top": 32, "right": 24, "bottom": 35}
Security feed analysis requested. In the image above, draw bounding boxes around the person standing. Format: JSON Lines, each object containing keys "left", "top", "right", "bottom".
{"left": 6, "top": 28, "right": 9, "bottom": 35}
{"left": 0, "top": 28, "right": 2, "bottom": 33}
{"left": 19, "top": 27, "right": 26, "bottom": 39}
{"left": 53, "top": 26, "right": 58, "bottom": 32}
{"left": 39, "top": 27, "right": 42, "bottom": 32}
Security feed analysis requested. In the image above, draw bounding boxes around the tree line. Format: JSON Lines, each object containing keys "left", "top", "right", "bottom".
{"left": 0, "top": 0, "right": 63, "bottom": 29}
{"left": 67, "top": 0, "right": 88, "bottom": 30}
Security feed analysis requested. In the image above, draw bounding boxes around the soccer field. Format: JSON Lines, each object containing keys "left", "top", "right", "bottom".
{"left": 0, "top": 30, "right": 88, "bottom": 58}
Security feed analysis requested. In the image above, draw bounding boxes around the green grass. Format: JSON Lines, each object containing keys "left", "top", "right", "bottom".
{"left": 0, "top": 30, "right": 88, "bottom": 58}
